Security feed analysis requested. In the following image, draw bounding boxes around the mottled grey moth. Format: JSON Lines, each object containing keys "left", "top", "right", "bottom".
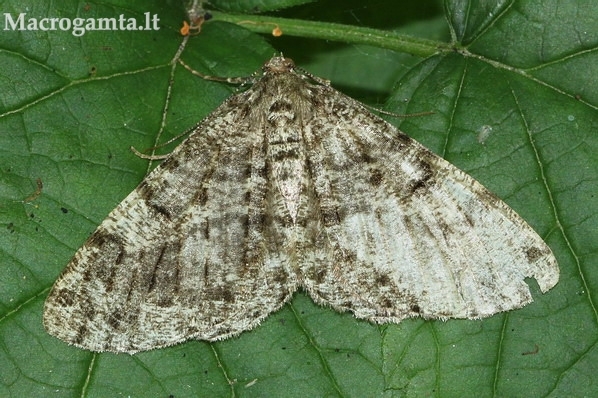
{"left": 43, "top": 56, "right": 559, "bottom": 354}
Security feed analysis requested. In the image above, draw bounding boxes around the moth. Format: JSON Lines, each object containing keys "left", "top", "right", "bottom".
{"left": 43, "top": 55, "right": 559, "bottom": 353}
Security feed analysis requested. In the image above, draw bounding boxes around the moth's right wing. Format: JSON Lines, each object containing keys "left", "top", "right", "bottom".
{"left": 301, "top": 87, "right": 558, "bottom": 323}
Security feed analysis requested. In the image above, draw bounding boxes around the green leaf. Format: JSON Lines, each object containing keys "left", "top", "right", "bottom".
{"left": 0, "top": 0, "right": 595, "bottom": 396}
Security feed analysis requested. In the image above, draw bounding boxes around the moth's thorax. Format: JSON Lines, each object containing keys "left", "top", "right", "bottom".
{"left": 262, "top": 56, "right": 295, "bottom": 74}
{"left": 246, "top": 68, "right": 317, "bottom": 126}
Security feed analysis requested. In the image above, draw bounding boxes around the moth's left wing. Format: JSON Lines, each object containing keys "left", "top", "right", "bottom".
{"left": 43, "top": 96, "right": 297, "bottom": 353}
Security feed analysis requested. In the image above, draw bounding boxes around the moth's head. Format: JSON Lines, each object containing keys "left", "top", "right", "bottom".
{"left": 263, "top": 56, "right": 295, "bottom": 74}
